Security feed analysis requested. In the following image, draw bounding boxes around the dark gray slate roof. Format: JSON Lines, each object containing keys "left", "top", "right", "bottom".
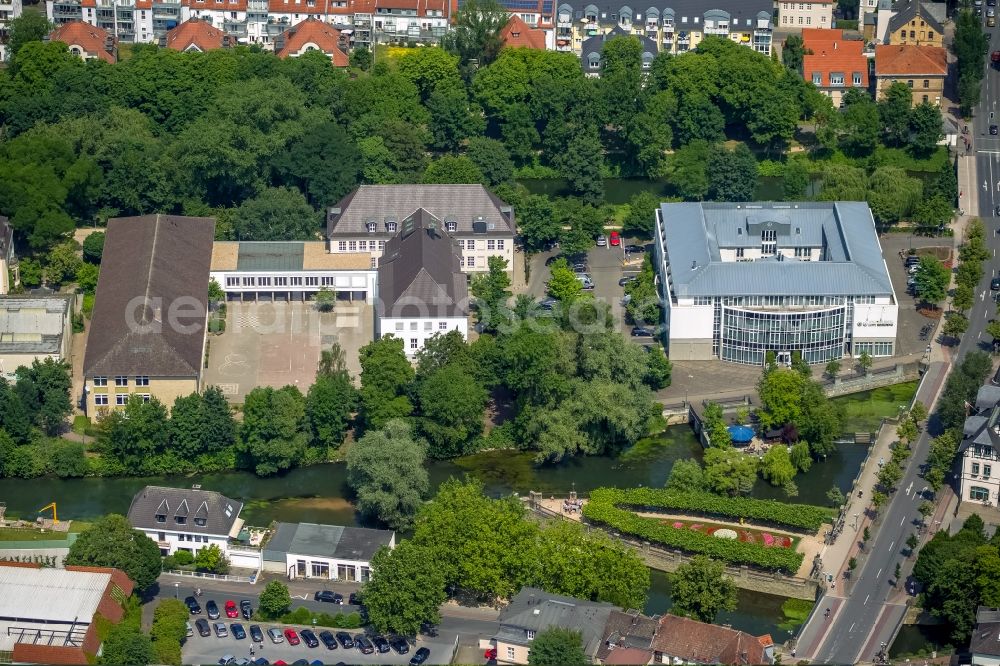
{"left": 327, "top": 185, "right": 513, "bottom": 239}
{"left": 596, "top": 610, "right": 659, "bottom": 661}
{"left": 495, "top": 587, "right": 615, "bottom": 656}
{"left": 960, "top": 396, "right": 1000, "bottom": 454}
{"left": 262, "top": 522, "right": 394, "bottom": 563}
{"left": 888, "top": 0, "right": 944, "bottom": 38}
{"left": 127, "top": 485, "right": 242, "bottom": 537}
{"left": 659, "top": 201, "right": 895, "bottom": 298}
{"left": 84, "top": 215, "right": 215, "bottom": 378}
{"left": 377, "top": 209, "right": 469, "bottom": 319}
{"left": 581, "top": 25, "right": 657, "bottom": 74}
{"left": 972, "top": 607, "right": 1000, "bottom": 657}
{"left": 976, "top": 385, "right": 1000, "bottom": 413}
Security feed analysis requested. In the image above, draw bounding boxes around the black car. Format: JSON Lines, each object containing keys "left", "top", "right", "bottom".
{"left": 624, "top": 244, "right": 645, "bottom": 253}
{"left": 992, "top": 277, "right": 1000, "bottom": 291}
{"left": 631, "top": 326, "right": 653, "bottom": 337}
{"left": 315, "top": 590, "right": 341, "bottom": 603}
{"left": 538, "top": 296, "right": 558, "bottom": 311}
{"left": 318, "top": 630, "right": 338, "bottom": 650}
{"left": 249, "top": 625, "right": 264, "bottom": 643}
{"left": 300, "top": 629, "right": 320, "bottom": 648}
{"left": 335, "top": 632, "right": 354, "bottom": 649}
{"left": 206, "top": 600, "right": 220, "bottom": 619}
{"left": 994, "top": 205, "right": 1000, "bottom": 217}
{"left": 618, "top": 276, "right": 637, "bottom": 287}
{"left": 195, "top": 618, "right": 211, "bottom": 637}
{"left": 184, "top": 596, "right": 202, "bottom": 615}
{"left": 992, "top": 125, "right": 999, "bottom": 135}
{"left": 355, "top": 635, "right": 375, "bottom": 655}
{"left": 389, "top": 636, "right": 410, "bottom": 655}
{"left": 240, "top": 600, "right": 252, "bottom": 620}
{"left": 572, "top": 262, "right": 588, "bottom": 273}
{"left": 372, "top": 635, "right": 390, "bottom": 654}
{"left": 231, "top": 623, "right": 246, "bottom": 640}
{"left": 904, "top": 254, "right": 920, "bottom": 265}
{"left": 348, "top": 593, "right": 360, "bottom": 606}
{"left": 410, "top": 647, "right": 431, "bottom": 666}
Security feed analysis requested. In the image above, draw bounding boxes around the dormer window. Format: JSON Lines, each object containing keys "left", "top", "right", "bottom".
{"left": 155, "top": 513, "right": 166, "bottom": 523}
{"left": 366, "top": 220, "right": 377, "bottom": 233}
{"left": 194, "top": 517, "right": 207, "bottom": 526}
{"left": 526, "top": 630, "right": 535, "bottom": 640}
{"left": 386, "top": 221, "right": 397, "bottom": 233}
{"left": 175, "top": 516, "right": 187, "bottom": 524}
{"left": 446, "top": 221, "right": 457, "bottom": 233}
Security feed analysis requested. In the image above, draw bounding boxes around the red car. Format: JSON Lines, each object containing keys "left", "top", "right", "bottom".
{"left": 609, "top": 231, "right": 621, "bottom": 246}
{"left": 224, "top": 600, "right": 238, "bottom": 618}
{"left": 284, "top": 628, "right": 300, "bottom": 645}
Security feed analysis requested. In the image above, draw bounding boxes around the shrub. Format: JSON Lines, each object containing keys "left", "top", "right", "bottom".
{"left": 173, "top": 550, "right": 193, "bottom": 566}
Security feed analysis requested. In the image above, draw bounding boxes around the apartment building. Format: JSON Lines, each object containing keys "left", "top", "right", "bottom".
{"left": 48, "top": 20, "right": 118, "bottom": 61}
{"left": 500, "top": 14, "right": 547, "bottom": 48}
{"left": 775, "top": 0, "right": 833, "bottom": 30}
{"left": 274, "top": 15, "right": 349, "bottom": 62}
{"left": 581, "top": 25, "right": 656, "bottom": 74}
{"left": 162, "top": 16, "right": 230, "bottom": 49}
{"left": 886, "top": 0, "right": 942, "bottom": 46}
{"left": 959, "top": 385, "right": 1000, "bottom": 509}
{"left": 801, "top": 28, "right": 868, "bottom": 107}
{"left": 874, "top": 43, "right": 946, "bottom": 106}
{"left": 0, "top": 0, "right": 22, "bottom": 60}
{"left": 127, "top": 485, "right": 245, "bottom": 559}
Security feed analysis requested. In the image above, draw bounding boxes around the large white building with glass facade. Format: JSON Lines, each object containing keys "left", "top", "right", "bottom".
{"left": 653, "top": 201, "right": 897, "bottom": 366}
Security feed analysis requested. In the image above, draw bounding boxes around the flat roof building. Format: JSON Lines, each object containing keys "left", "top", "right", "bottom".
{"left": 263, "top": 522, "right": 395, "bottom": 582}
{"left": 0, "top": 295, "right": 74, "bottom": 381}
{"left": 653, "top": 201, "right": 897, "bottom": 366}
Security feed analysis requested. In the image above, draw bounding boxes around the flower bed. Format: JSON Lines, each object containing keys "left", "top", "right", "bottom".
{"left": 662, "top": 519, "right": 794, "bottom": 549}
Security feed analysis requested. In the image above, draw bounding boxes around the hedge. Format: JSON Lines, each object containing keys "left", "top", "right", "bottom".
{"left": 588, "top": 488, "right": 834, "bottom": 532}
{"left": 582, "top": 497, "right": 805, "bottom": 574}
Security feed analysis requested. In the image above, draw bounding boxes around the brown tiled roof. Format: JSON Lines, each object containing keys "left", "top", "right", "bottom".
{"left": 875, "top": 44, "right": 947, "bottom": 76}
{"left": 501, "top": 15, "right": 546, "bottom": 49}
{"left": 49, "top": 21, "right": 117, "bottom": 63}
{"left": 802, "top": 28, "right": 868, "bottom": 88}
{"left": 83, "top": 215, "right": 215, "bottom": 379}
{"left": 603, "top": 647, "right": 653, "bottom": 665}
{"left": 276, "top": 18, "right": 350, "bottom": 65}
{"left": 166, "top": 18, "right": 226, "bottom": 51}
{"left": 597, "top": 610, "right": 658, "bottom": 662}
{"left": 651, "top": 615, "right": 771, "bottom": 665}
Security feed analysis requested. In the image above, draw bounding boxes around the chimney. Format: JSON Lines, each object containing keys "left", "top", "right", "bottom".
{"left": 834, "top": 41, "right": 838, "bottom": 50}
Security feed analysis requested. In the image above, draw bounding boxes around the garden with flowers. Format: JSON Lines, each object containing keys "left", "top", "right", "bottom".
{"left": 662, "top": 518, "right": 796, "bottom": 550}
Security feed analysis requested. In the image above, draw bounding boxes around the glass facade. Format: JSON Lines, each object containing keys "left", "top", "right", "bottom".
{"left": 720, "top": 306, "right": 846, "bottom": 366}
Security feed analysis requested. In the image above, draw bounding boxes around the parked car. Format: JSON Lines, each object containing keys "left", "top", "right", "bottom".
{"left": 992, "top": 125, "right": 999, "bottom": 135}
{"left": 348, "top": 593, "right": 361, "bottom": 606}
{"left": 184, "top": 596, "right": 202, "bottom": 615}
{"left": 335, "top": 632, "right": 354, "bottom": 649}
{"left": 625, "top": 244, "right": 645, "bottom": 253}
{"left": 219, "top": 655, "right": 235, "bottom": 666}
{"left": 225, "top": 601, "right": 239, "bottom": 619}
{"left": 596, "top": 234, "right": 607, "bottom": 246}
{"left": 410, "top": 647, "right": 431, "bottom": 666}
{"left": 631, "top": 326, "right": 654, "bottom": 337}
{"left": 231, "top": 623, "right": 246, "bottom": 640}
{"left": 214, "top": 622, "right": 229, "bottom": 638}
{"left": 196, "top": 619, "right": 211, "bottom": 637}
{"left": 206, "top": 600, "right": 220, "bottom": 620}
{"left": 249, "top": 625, "right": 264, "bottom": 643}
{"left": 618, "top": 276, "right": 636, "bottom": 287}
{"left": 284, "top": 629, "right": 300, "bottom": 645}
{"left": 300, "top": 629, "right": 319, "bottom": 648}
{"left": 389, "top": 636, "right": 410, "bottom": 655}
{"left": 355, "top": 635, "right": 375, "bottom": 655}
{"left": 267, "top": 628, "right": 285, "bottom": 644}
{"left": 372, "top": 635, "right": 390, "bottom": 654}
{"left": 572, "top": 262, "right": 588, "bottom": 273}
{"left": 318, "top": 630, "right": 338, "bottom": 650}
{"left": 609, "top": 231, "right": 621, "bottom": 246}
{"left": 904, "top": 255, "right": 920, "bottom": 267}
{"left": 991, "top": 277, "right": 1000, "bottom": 290}
{"left": 994, "top": 204, "right": 1000, "bottom": 216}
{"left": 240, "top": 600, "right": 252, "bottom": 620}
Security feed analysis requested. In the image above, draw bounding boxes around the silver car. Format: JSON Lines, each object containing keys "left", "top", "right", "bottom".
{"left": 267, "top": 627, "right": 285, "bottom": 644}
{"left": 596, "top": 235, "right": 607, "bottom": 246}
{"left": 214, "top": 623, "right": 228, "bottom": 638}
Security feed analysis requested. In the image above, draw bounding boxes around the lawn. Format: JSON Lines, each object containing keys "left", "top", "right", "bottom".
{"left": 832, "top": 381, "right": 919, "bottom": 433}
{"left": 0, "top": 527, "right": 70, "bottom": 542}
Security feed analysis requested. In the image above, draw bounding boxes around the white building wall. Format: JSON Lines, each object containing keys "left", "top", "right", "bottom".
{"left": 329, "top": 235, "right": 513, "bottom": 273}
{"left": 138, "top": 527, "right": 229, "bottom": 557}
{"left": 210, "top": 269, "right": 377, "bottom": 303}
{"left": 284, "top": 553, "right": 373, "bottom": 581}
{"left": 851, "top": 301, "right": 898, "bottom": 344}
{"left": 667, "top": 303, "right": 714, "bottom": 342}
{"left": 961, "top": 446, "right": 1000, "bottom": 507}
{"left": 379, "top": 318, "right": 467, "bottom": 355}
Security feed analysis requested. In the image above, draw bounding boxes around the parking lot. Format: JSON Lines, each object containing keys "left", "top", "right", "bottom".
{"left": 182, "top": 620, "right": 454, "bottom": 666}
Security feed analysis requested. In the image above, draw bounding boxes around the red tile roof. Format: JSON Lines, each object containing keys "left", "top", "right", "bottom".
{"left": 875, "top": 44, "right": 947, "bottom": 76}
{"left": 166, "top": 18, "right": 227, "bottom": 51}
{"left": 802, "top": 28, "right": 868, "bottom": 88}
{"left": 501, "top": 15, "right": 546, "bottom": 49}
{"left": 49, "top": 21, "right": 117, "bottom": 63}
{"left": 603, "top": 647, "right": 654, "bottom": 665}
{"left": 651, "top": 615, "right": 771, "bottom": 665}
{"left": 275, "top": 18, "right": 349, "bottom": 65}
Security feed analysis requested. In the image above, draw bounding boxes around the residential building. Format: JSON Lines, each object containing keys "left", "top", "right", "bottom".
{"left": 596, "top": 609, "right": 659, "bottom": 665}
{"left": 0, "top": 0, "right": 22, "bottom": 60}
{"left": 0, "top": 216, "right": 14, "bottom": 295}
{"left": 801, "top": 28, "right": 869, "bottom": 108}
{"left": 127, "top": 485, "right": 246, "bottom": 560}
{"left": 958, "top": 384, "right": 1000, "bottom": 508}
{"left": 886, "top": 0, "right": 943, "bottom": 46}
{"left": 581, "top": 25, "right": 656, "bottom": 74}
{"left": 209, "top": 241, "right": 376, "bottom": 302}
{"left": 327, "top": 184, "right": 515, "bottom": 274}
{"left": 0, "top": 562, "right": 134, "bottom": 665}
{"left": 274, "top": 17, "right": 349, "bottom": 63}
{"left": 653, "top": 201, "right": 898, "bottom": 365}
{"left": 971, "top": 606, "right": 1000, "bottom": 666}
{"left": 490, "top": 587, "right": 616, "bottom": 665}
{"left": 376, "top": 209, "right": 469, "bottom": 356}
{"left": 0, "top": 295, "right": 74, "bottom": 381}
{"left": 262, "top": 522, "right": 395, "bottom": 582}
{"left": 83, "top": 214, "right": 215, "bottom": 415}
{"left": 163, "top": 16, "right": 231, "bottom": 49}
{"left": 548, "top": 0, "right": 773, "bottom": 57}
{"left": 874, "top": 43, "right": 947, "bottom": 105}
{"left": 501, "top": 14, "right": 547, "bottom": 48}
{"left": 49, "top": 20, "right": 118, "bottom": 61}
{"left": 650, "top": 614, "right": 774, "bottom": 664}
{"left": 775, "top": 0, "right": 833, "bottom": 30}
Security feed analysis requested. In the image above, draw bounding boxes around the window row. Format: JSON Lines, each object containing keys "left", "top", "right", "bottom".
{"left": 224, "top": 276, "right": 337, "bottom": 287}
{"left": 94, "top": 375, "right": 149, "bottom": 387}
{"left": 971, "top": 463, "right": 993, "bottom": 478}
{"left": 851, "top": 341, "right": 894, "bottom": 357}
{"left": 95, "top": 393, "right": 151, "bottom": 406}
{"left": 338, "top": 240, "right": 387, "bottom": 252}
{"left": 394, "top": 321, "right": 450, "bottom": 332}
{"left": 970, "top": 486, "right": 991, "bottom": 502}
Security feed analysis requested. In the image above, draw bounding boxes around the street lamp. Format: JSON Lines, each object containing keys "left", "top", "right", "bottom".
{"left": 853, "top": 513, "right": 859, "bottom": 530}
{"left": 174, "top": 582, "right": 179, "bottom": 599}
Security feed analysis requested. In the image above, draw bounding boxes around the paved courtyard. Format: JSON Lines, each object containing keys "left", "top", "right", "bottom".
{"left": 203, "top": 301, "right": 374, "bottom": 403}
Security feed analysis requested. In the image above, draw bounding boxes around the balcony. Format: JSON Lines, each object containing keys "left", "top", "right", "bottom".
{"left": 645, "top": 21, "right": 657, "bottom": 33}
{"left": 583, "top": 17, "right": 597, "bottom": 34}
{"left": 248, "top": 0, "right": 266, "bottom": 9}
{"left": 557, "top": 15, "right": 570, "bottom": 27}
{"left": 53, "top": 6, "right": 83, "bottom": 18}
{"left": 224, "top": 18, "right": 247, "bottom": 35}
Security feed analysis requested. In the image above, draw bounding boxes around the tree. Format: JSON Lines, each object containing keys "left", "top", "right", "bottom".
{"left": 272, "top": 122, "right": 361, "bottom": 208}
{"left": 760, "top": 445, "right": 797, "bottom": 486}
{"left": 527, "top": 628, "right": 589, "bottom": 666}
{"left": 906, "top": 532, "right": 920, "bottom": 555}
{"left": 913, "top": 256, "right": 950, "bottom": 308}
{"left": 363, "top": 541, "right": 447, "bottom": 636}
{"left": 258, "top": 581, "right": 292, "bottom": 620}
{"left": 867, "top": 166, "right": 923, "bottom": 225}
{"left": 840, "top": 92, "right": 880, "bottom": 156}
{"left": 82, "top": 231, "right": 105, "bottom": 263}
{"left": 708, "top": 144, "right": 758, "bottom": 202}
{"left": 350, "top": 46, "right": 373, "bottom": 71}
{"left": 397, "top": 47, "right": 462, "bottom": 100}
{"left": 466, "top": 137, "right": 514, "bottom": 187}
{"left": 667, "top": 139, "right": 710, "bottom": 201}
{"left": 546, "top": 258, "right": 584, "bottom": 304}
{"left": 305, "top": 370, "right": 356, "bottom": 449}
{"left": 66, "top": 514, "right": 162, "bottom": 591}
{"left": 790, "top": 441, "right": 813, "bottom": 473}
{"left": 783, "top": 158, "right": 810, "bottom": 200}
{"left": 879, "top": 82, "right": 914, "bottom": 147}
{"left": 703, "top": 447, "right": 758, "bottom": 496}
{"left": 169, "top": 387, "right": 237, "bottom": 459}
{"left": 560, "top": 127, "right": 604, "bottom": 206}
{"left": 194, "top": 543, "right": 229, "bottom": 574}
{"left": 240, "top": 385, "right": 308, "bottom": 476}
{"left": 644, "top": 345, "right": 673, "bottom": 389}
{"left": 441, "top": 0, "right": 508, "bottom": 67}
{"left": 943, "top": 312, "right": 970, "bottom": 341}
{"left": 702, "top": 401, "right": 731, "bottom": 448}
{"left": 911, "top": 401, "right": 928, "bottom": 424}
{"left": 909, "top": 102, "right": 944, "bottom": 158}
{"left": 858, "top": 351, "right": 873, "bottom": 373}
{"left": 346, "top": 419, "right": 429, "bottom": 530}
{"left": 825, "top": 359, "right": 841, "bottom": 379}
{"left": 8, "top": 12, "right": 52, "bottom": 59}
{"left": 14, "top": 358, "right": 72, "bottom": 435}
{"left": 44, "top": 241, "right": 82, "bottom": 287}
{"left": 426, "top": 85, "right": 485, "bottom": 152}
{"left": 359, "top": 337, "right": 415, "bottom": 430}
{"left": 954, "top": 283, "right": 975, "bottom": 312}
{"left": 100, "top": 395, "right": 170, "bottom": 473}
{"left": 622, "top": 191, "right": 658, "bottom": 238}
{"left": 101, "top": 626, "right": 152, "bottom": 666}
{"left": 233, "top": 186, "right": 320, "bottom": 241}
{"left": 826, "top": 486, "right": 845, "bottom": 507}
{"left": 511, "top": 193, "right": 560, "bottom": 251}
{"left": 314, "top": 287, "right": 336, "bottom": 312}
{"left": 782, "top": 34, "right": 806, "bottom": 71}
{"left": 150, "top": 599, "right": 189, "bottom": 666}
{"left": 417, "top": 363, "right": 489, "bottom": 458}
{"left": 756, "top": 368, "right": 806, "bottom": 430}
{"left": 471, "top": 256, "right": 512, "bottom": 329}
{"left": 665, "top": 459, "right": 707, "bottom": 492}
{"left": 669, "top": 555, "right": 737, "bottom": 623}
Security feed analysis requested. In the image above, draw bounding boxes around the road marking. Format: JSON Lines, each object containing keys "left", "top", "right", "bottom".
{"left": 876, "top": 568, "right": 882, "bottom": 578}
{"left": 864, "top": 594, "right": 870, "bottom": 606}
{"left": 901, "top": 515, "right": 906, "bottom": 525}
{"left": 849, "top": 622, "right": 856, "bottom": 633}
{"left": 889, "top": 541, "right": 895, "bottom": 551}
{"left": 291, "top": 594, "right": 308, "bottom": 600}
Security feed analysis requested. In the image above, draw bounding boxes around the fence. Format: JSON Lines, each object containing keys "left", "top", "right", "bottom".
{"left": 164, "top": 569, "right": 256, "bottom": 584}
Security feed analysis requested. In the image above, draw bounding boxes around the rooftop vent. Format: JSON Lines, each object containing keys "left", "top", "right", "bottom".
{"left": 691, "top": 260, "right": 697, "bottom": 270}
{"left": 796, "top": 227, "right": 801, "bottom": 235}
{"left": 737, "top": 228, "right": 742, "bottom": 235}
